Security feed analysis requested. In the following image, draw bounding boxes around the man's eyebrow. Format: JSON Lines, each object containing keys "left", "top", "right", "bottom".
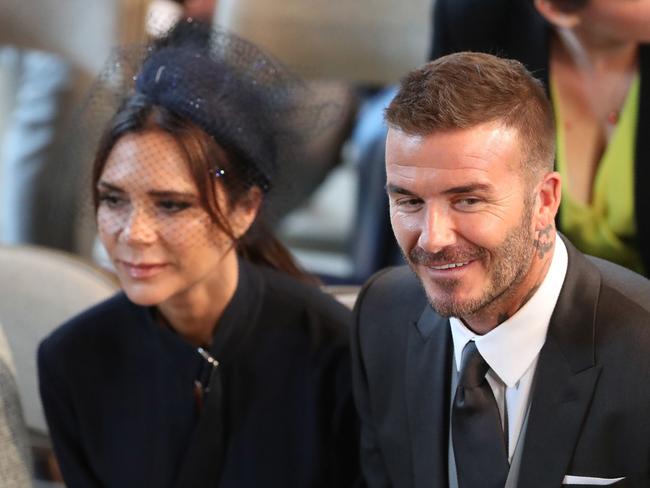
{"left": 385, "top": 183, "right": 417, "bottom": 196}
{"left": 385, "top": 182, "right": 493, "bottom": 196}
{"left": 442, "top": 183, "right": 493, "bottom": 195}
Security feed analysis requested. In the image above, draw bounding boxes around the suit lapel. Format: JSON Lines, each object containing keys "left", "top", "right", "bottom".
{"left": 518, "top": 240, "right": 603, "bottom": 487}
{"left": 406, "top": 305, "right": 453, "bottom": 488}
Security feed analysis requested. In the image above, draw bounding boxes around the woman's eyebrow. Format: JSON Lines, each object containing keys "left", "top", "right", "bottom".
{"left": 97, "top": 181, "right": 123, "bottom": 192}
{"left": 148, "top": 190, "right": 198, "bottom": 199}
{"left": 97, "top": 181, "right": 197, "bottom": 200}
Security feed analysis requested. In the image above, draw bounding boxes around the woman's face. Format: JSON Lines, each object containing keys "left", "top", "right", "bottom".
{"left": 96, "top": 130, "right": 242, "bottom": 306}
{"left": 574, "top": 0, "right": 650, "bottom": 44}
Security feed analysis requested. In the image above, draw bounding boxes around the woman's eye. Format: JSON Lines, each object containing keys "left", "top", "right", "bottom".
{"left": 157, "top": 200, "right": 192, "bottom": 213}
{"left": 98, "top": 193, "right": 125, "bottom": 209}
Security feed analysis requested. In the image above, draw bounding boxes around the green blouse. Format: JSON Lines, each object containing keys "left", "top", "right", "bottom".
{"left": 552, "top": 74, "right": 645, "bottom": 275}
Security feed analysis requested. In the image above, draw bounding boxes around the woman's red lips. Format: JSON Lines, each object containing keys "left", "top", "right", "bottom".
{"left": 117, "top": 260, "right": 168, "bottom": 279}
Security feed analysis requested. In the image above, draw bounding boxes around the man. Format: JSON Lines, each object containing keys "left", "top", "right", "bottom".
{"left": 351, "top": 51, "right": 650, "bottom": 488}
{"left": 429, "top": 0, "right": 650, "bottom": 278}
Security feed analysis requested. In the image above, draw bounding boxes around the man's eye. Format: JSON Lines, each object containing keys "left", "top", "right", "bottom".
{"left": 98, "top": 193, "right": 125, "bottom": 209}
{"left": 394, "top": 197, "right": 423, "bottom": 207}
{"left": 157, "top": 200, "right": 192, "bottom": 213}
{"left": 455, "top": 197, "right": 483, "bottom": 209}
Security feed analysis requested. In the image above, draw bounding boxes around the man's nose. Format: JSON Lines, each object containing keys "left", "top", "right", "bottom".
{"left": 417, "top": 205, "right": 456, "bottom": 254}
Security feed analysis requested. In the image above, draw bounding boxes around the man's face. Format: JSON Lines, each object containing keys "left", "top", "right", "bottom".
{"left": 386, "top": 122, "right": 540, "bottom": 320}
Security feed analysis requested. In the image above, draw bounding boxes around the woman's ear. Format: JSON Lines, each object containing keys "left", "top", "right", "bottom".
{"left": 534, "top": 0, "right": 582, "bottom": 29}
{"left": 230, "top": 186, "right": 263, "bottom": 238}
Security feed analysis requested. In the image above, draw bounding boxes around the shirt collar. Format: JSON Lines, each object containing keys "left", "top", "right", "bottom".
{"left": 449, "top": 237, "right": 568, "bottom": 387}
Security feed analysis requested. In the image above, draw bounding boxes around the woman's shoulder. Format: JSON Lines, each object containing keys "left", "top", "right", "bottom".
{"left": 39, "top": 292, "right": 143, "bottom": 359}
{"left": 247, "top": 262, "right": 353, "bottom": 334}
{"left": 261, "top": 264, "right": 349, "bottom": 309}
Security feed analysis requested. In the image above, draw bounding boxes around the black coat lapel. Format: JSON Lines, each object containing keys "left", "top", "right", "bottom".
{"left": 133, "top": 304, "right": 199, "bottom": 487}
{"left": 406, "top": 306, "right": 453, "bottom": 488}
{"left": 173, "top": 369, "right": 226, "bottom": 488}
{"left": 172, "top": 259, "right": 264, "bottom": 488}
{"left": 518, "top": 240, "right": 603, "bottom": 487}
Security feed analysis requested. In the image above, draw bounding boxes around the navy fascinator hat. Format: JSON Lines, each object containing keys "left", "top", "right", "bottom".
{"left": 68, "top": 19, "right": 340, "bottom": 229}
{"left": 133, "top": 21, "right": 305, "bottom": 191}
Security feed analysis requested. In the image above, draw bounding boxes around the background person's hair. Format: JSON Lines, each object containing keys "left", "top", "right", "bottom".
{"left": 93, "top": 94, "right": 313, "bottom": 282}
{"left": 385, "top": 51, "right": 555, "bottom": 177}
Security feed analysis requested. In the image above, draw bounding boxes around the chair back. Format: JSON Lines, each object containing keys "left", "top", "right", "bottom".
{"left": 0, "top": 245, "right": 118, "bottom": 434}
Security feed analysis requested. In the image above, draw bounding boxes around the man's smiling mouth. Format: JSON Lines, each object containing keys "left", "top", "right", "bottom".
{"left": 428, "top": 261, "right": 471, "bottom": 270}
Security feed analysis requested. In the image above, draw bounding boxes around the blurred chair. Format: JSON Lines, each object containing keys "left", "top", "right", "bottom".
{"left": 323, "top": 285, "right": 361, "bottom": 310}
{"left": 0, "top": 321, "right": 32, "bottom": 487}
{"left": 0, "top": 244, "right": 118, "bottom": 482}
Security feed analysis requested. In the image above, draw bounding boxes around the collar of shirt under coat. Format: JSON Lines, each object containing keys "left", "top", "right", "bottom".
{"left": 449, "top": 236, "right": 569, "bottom": 387}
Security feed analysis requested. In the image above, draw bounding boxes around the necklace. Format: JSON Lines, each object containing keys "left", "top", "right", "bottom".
{"left": 554, "top": 28, "right": 637, "bottom": 134}
{"left": 606, "top": 109, "right": 619, "bottom": 126}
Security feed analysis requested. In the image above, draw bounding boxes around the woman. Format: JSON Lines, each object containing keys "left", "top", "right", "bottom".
{"left": 38, "top": 22, "right": 358, "bottom": 488}
{"left": 431, "top": 0, "right": 650, "bottom": 276}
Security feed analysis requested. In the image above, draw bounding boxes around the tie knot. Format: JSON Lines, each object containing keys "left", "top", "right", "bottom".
{"left": 458, "top": 341, "right": 489, "bottom": 388}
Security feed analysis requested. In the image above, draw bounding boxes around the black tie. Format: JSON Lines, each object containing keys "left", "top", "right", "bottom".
{"left": 452, "top": 341, "right": 509, "bottom": 488}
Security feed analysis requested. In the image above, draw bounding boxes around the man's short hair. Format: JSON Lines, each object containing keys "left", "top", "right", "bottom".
{"left": 385, "top": 51, "right": 555, "bottom": 176}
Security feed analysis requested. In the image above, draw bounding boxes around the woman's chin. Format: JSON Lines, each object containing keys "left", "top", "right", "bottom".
{"left": 121, "top": 284, "right": 170, "bottom": 307}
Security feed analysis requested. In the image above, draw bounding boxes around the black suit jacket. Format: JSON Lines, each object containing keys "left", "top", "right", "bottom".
{"left": 352, "top": 238, "right": 650, "bottom": 487}
{"left": 430, "top": 0, "right": 650, "bottom": 275}
{"left": 39, "top": 259, "right": 359, "bottom": 488}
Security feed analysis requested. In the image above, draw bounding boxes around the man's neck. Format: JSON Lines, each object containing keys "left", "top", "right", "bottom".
{"left": 462, "top": 231, "right": 556, "bottom": 335}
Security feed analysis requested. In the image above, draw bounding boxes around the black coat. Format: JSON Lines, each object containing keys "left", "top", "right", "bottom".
{"left": 352, "top": 237, "right": 650, "bottom": 487}
{"left": 430, "top": 0, "right": 650, "bottom": 275}
{"left": 39, "top": 259, "right": 359, "bottom": 488}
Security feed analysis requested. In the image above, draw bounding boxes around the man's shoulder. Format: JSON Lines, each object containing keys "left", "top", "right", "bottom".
{"left": 564, "top": 252, "right": 650, "bottom": 366}
{"left": 587, "top": 255, "right": 650, "bottom": 314}
{"left": 355, "top": 265, "right": 428, "bottom": 325}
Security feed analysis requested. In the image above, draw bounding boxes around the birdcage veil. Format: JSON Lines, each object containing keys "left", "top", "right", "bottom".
{"left": 61, "top": 19, "right": 342, "bottom": 261}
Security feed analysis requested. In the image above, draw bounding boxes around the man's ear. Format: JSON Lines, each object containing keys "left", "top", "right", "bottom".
{"left": 230, "top": 186, "right": 263, "bottom": 239}
{"left": 534, "top": 171, "right": 562, "bottom": 231}
{"left": 534, "top": 0, "right": 581, "bottom": 29}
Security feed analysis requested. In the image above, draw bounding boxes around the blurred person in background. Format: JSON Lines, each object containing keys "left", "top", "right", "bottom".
{"left": 38, "top": 21, "right": 358, "bottom": 488}
{"left": 146, "top": 0, "right": 217, "bottom": 37}
{"left": 431, "top": 0, "right": 650, "bottom": 276}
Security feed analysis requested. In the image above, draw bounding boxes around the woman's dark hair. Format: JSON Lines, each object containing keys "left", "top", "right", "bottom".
{"left": 92, "top": 94, "right": 316, "bottom": 283}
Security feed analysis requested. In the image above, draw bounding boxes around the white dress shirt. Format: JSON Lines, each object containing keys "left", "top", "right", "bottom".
{"left": 449, "top": 237, "right": 568, "bottom": 461}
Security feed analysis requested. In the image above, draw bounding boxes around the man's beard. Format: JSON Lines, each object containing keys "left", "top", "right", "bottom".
{"left": 407, "top": 204, "right": 536, "bottom": 319}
